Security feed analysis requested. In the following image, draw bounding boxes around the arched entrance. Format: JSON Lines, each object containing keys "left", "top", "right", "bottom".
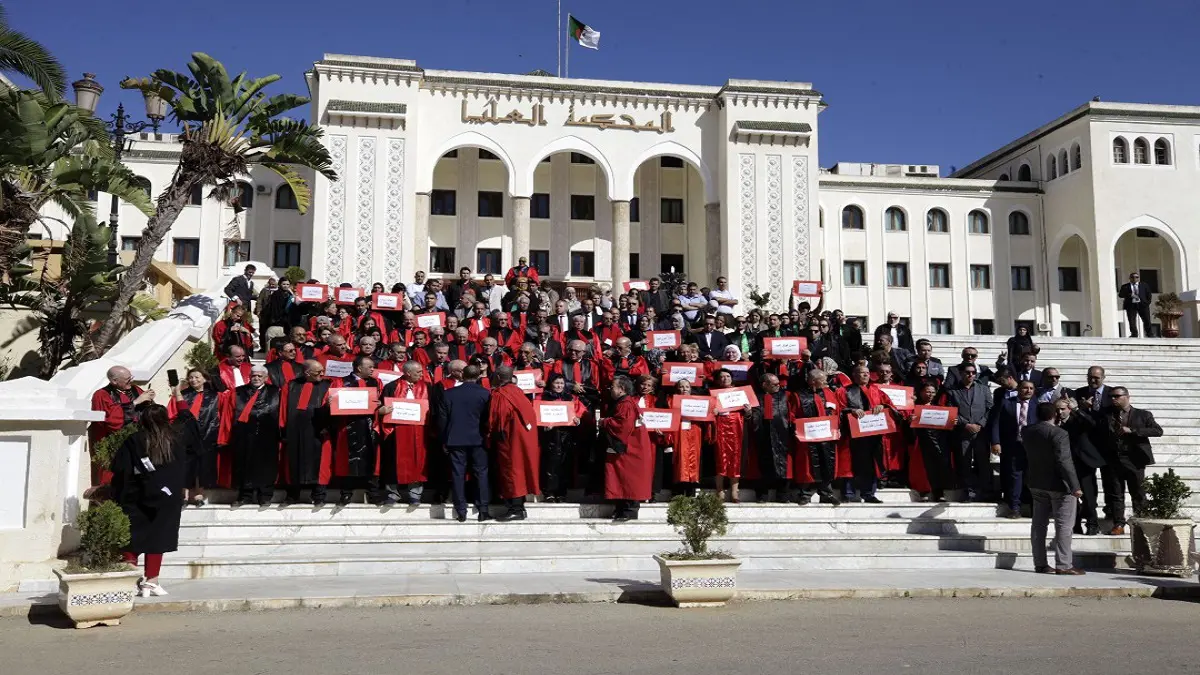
{"left": 1108, "top": 217, "right": 1187, "bottom": 336}
{"left": 627, "top": 150, "right": 712, "bottom": 289}
{"left": 1049, "top": 233, "right": 1092, "bottom": 336}
{"left": 523, "top": 144, "right": 613, "bottom": 285}
{"left": 424, "top": 140, "right": 514, "bottom": 285}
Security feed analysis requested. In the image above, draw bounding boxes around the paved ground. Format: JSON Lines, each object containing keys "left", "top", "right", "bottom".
{"left": 4, "top": 597, "right": 1199, "bottom": 675}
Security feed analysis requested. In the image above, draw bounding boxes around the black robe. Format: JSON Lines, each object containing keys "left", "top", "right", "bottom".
{"left": 796, "top": 388, "right": 837, "bottom": 484}
{"left": 331, "top": 375, "right": 381, "bottom": 478}
{"left": 538, "top": 391, "right": 579, "bottom": 496}
{"left": 266, "top": 358, "right": 303, "bottom": 389}
{"left": 177, "top": 386, "right": 221, "bottom": 488}
{"left": 111, "top": 420, "right": 194, "bottom": 553}
{"left": 282, "top": 378, "right": 333, "bottom": 485}
{"left": 751, "top": 390, "right": 792, "bottom": 481}
{"left": 229, "top": 384, "right": 282, "bottom": 490}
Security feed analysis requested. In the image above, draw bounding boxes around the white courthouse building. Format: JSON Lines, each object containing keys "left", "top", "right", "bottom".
{"left": 87, "top": 53, "right": 1200, "bottom": 338}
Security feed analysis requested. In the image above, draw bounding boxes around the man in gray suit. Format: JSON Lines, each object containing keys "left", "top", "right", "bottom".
{"left": 1023, "top": 402, "right": 1084, "bottom": 575}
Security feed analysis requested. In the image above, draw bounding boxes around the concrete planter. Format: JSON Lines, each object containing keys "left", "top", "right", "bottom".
{"left": 1129, "top": 518, "right": 1196, "bottom": 577}
{"left": 654, "top": 555, "right": 742, "bottom": 607}
{"left": 54, "top": 568, "right": 141, "bottom": 628}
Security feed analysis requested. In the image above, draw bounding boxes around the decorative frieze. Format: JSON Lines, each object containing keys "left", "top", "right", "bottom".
{"left": 738, "top": 154, "right": 757, "bottom": 295}
{"left": 354, "top": 137, "right": 377, "bottom": 287}
{"left": 384, "top": 139, "right": 406, "bottom": 285}
{"left": 324, "top": 135, "right": 348, "bottom": 281}
{"left": 792, "top": 155, "right": 810, "bottom": 282}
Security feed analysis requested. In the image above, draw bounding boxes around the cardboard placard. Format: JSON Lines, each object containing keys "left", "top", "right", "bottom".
{"left": 331, "top": 387, "right": 378, "bottom": 415}
{"left": 640, "top": 409, "right": 680, "bottom": 432}
{"left": 911, "top": 405, "right": 959, "bottom": 430}
{"left": 535, "top": 400, "right": 574, "bottom": 427}
{"left": 415, "top": 312, "right": 446, "bottom": 329}
{"left": 795, "top": 416, "right": 841, "bottom": 442}
{"left": 877, "top": 385, "right": 915, "bottom": 411}
{"left": 792, "top": 280, "right": 823, "bottom": 297}
{"left": 718, "top": 361, "right": 752, "bottom": 384}
{"left": 848, "top": 411, "right": 897, "bottom": 438}
{"left": 622, "top": 280, "right": 650, "bottom": 292}
{"left": 383, "top": 397, "right": 428, "bottom": 425}
{"left": 713, "top": 386, "right": 760, "bottom": 413}
{"left": 372, "top": 293, "right": 403, "bottom": 311}
{"left": 647, "top": 330, "right": 682, "bottom": 350}
{"left": 323, "top": 359, "right": 354, "bottom": 379}
{"left": 376, "top": 369, "right": 403, "bottom": 385}
{"left": 660, "top": 362, "right": 703, "bottom": 386}
{"left": 334, "top": 287, "right": 365, "bottom": 305}
{"left": 295, "top": 283, "right": 329, "bottom": 303}
{"left": 673, "top": 395, "right": 715, "bottom": 421}
{"left": 763, "top": 336, "right": 807, "bottom": 360}
{"left": 514, "top": 369, "right": 543, "bottom": 394}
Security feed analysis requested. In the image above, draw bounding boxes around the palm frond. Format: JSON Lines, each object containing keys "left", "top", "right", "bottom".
{"left": 0, "top": 24, "right": 66, "bottom": 98}
{"left": 259, "top": 161, "right": 313, "bottom": 214}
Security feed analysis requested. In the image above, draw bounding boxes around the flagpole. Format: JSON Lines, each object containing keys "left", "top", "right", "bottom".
{"left": 566, "top": 15, "right": 570, "bottom": 79}
{"left": 556, "top": 0, "right": 562, "bottom": 77}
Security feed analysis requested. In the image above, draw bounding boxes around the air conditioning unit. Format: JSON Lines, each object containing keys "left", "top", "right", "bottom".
{"left": 1036, "top": 322, "right": 1051, "bottom": 333}
{"left": 255, "top": 185, "right": 272, "bottom": 195}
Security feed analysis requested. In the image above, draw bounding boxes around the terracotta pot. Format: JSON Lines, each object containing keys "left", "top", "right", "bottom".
{"left": 54, "top": 568, "right": 142, "bottom": 628}
{"left": 654, "top": 555, "right": 742, "bottom": 607}
{"left": 1158, "top": 311, "right": 1183, "bottom": 338}
{"left": 1129, "top": 518, "right": 1196, "bottom": 577}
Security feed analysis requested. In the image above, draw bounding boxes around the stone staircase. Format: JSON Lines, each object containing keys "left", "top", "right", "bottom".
{"left": 164, "top": 337, "right": 1200, "bottom": 580}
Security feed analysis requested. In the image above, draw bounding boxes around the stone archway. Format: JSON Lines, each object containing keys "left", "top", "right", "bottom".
{"left": 1107, "top": 216, "right": 1187, "bottom": 336}
{"left": 1049, "top": 232, "right": 1092, "bottom": 336}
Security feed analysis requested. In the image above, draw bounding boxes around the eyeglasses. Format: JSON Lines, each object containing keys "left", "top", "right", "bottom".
{"left": 1047, "top": 374, "right": 1060, "bottom": 379}
{"left": 964, "top": 353, "right": 978, "bottom": 358}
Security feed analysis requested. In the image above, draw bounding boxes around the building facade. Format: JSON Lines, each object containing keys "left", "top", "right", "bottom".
{"left": 78, "top": 53, "right": 1200, "bottom": 337}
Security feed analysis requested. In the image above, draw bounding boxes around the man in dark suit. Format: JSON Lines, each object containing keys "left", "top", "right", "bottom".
{"left": 223, "top": 263, "right": 256, "bottom": 309}
{"left": 990, "top": 379, "right": 1037, "bottom": 518}
{"left": 1008, "top": 352, "right": 1043, "bottom": 388}
{"left": 436, "top": 365, "right": 493, "bottom": 522}
{"left": 873, "top": 334, "right": 913, "bottom": 378}
{"left": 1102, "top": 387, "right": 1163, "bottom": 535}
{"left": 1023, "top": 402, "right": 1084, "bottom": 575}
{"left": 692, "top": 314, "right": 730, "bottom": 360}
{"left": 945, "top": 363, "right": 993, "bottom": 502}
{"left": 1055, "top": 397, "right": 1105, "bottom": 536}
{"left": 1118, "top": 272, "right": 1153, "bottom": 338}
{"left": 874, "top": 312, "right": 915, "bottom": 352}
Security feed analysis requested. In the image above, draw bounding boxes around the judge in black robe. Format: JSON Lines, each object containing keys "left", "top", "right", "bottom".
{"left": 169, "top": 378, "right": 221, "bottom": 493}
{"left": 329, "top": 357, "right": 383, "bottom": 505}
{"left": 748, "top": 375, "right": 794, "bottom": 502}
{"left": 220, "top": 367, "right": 282, "bottom": 506}
{"left": 266, "top": 356, "right": 303, "bottom": 390}
{"left": 280, "top": 361, "right": 334, "bottom": 505}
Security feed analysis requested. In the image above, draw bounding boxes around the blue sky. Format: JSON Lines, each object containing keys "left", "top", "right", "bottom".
{"left": 13, "top": 0, "right": 1199, "bottom": 173}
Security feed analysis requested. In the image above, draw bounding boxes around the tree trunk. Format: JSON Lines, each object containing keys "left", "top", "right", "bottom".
{"left": 93, "top": 170, "right": 200, "bottom": 353}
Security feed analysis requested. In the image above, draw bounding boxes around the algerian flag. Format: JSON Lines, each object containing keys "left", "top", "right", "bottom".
{"left": 569, "top": 15, "right": 600, "bottom": 50}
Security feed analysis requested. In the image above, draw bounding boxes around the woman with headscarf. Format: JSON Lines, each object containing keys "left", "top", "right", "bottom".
{"left": 662, "top": 379, "right": 707, "bottom": 495}
{"left": 711, "top": 368, "right": 751, "bottom": 502}
{"left": 537, "top": 373, "right": 585, "bottom": 502}
{"left": 1006, "top": 324, "right": 1038, "bottom": 366}
{"left": 562, "top": 286, "right": 581, "bottom": 313}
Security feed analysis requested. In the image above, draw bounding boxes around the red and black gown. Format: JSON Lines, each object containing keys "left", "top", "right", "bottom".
{"left": 217, "top": 383, "right": 282, "bottom": 501}
{"left": 279, "top": 378, "right": 334, "bottom": 491}
{"left": 488, "top": 383, "right": 541, "bottom": 505}
{"left": 167, "top": 386, "right": 226, "bottom": 489}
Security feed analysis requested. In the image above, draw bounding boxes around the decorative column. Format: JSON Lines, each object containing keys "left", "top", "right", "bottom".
{"left": 705, "top": 202, "right": 722, "bottom": 284}
{"left": 611, "top": 200, "right": 631, "bottom": 292}
{"left": 413, "top": 192, "right": 430, "bottom": 273}
{"left": 512, "top": 195, "right": 531, "bottom": 263}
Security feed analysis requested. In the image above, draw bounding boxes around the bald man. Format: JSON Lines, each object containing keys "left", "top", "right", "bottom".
{"left": 90, "top": 366, "right": 153, "bottom": 484}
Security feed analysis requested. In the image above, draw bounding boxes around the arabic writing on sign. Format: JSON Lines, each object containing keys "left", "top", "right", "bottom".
{"left": 458, "top": 99, "right": 675, "bottom": 134}
{"left": 461, "top": 100, "right": 547, "bottom": 127}
{"left": 566, "top": 105, "right": 674, "bottom": 134}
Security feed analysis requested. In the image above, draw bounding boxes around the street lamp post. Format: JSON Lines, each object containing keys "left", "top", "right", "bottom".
{"left": 70, "top": 73, "right": 167, "bottom": 265}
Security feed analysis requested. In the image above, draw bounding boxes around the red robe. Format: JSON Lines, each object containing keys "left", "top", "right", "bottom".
{"left": 792, "top": 387, "right": 840, "bottom": 484}
{"left": 380, "top": 378, "right": 429, "bottom": 483}
{"left": 663, "top": 394, "right": 706, "bottom": 484}
{"left": 465, "top": 316, "right": 490, "bottom": 343}
{"left": 89, "top": 384, "right": 144, "bottom": 485}
{"left": 316, "top": 351, "right": 355, "bottom": 379}
{"left": 485, "top": 327, "right": 523, "bottom": 355}
{"left": 504, "top": 265, "right": 540, "bottom": 286}
{"left": 712, "top": 388, "right": 747, "bottom": 478}
{"left": 217, "top": 359, "right": 253, "bottom": 392}
{"left": 211, "top": 318, "right": 254, "bottom": 358}
{"left": 487, "top": 384, "right": 540, "bottom": 498}
{"left": 834, "top": 383, "right": 895, "bottom": 480}
{"left": 599, "top": 353, "right": 650, "bottom": 387}
{"left": 601, "top": 395, "right": 655, "bottom": 500}
{"left": 597, "top": 323, "right": 625, "bottom": 350}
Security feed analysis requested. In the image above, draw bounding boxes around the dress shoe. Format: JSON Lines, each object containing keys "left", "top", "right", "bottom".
{"left": 312, "top": 499, "right": 326, "bottom": 508}
{"left": 478, "top": 513, "right": 492, "bottom": 522}
{"left": 1085, "top": 525, "right": 1100, "bottom": 536}
{"left": 1073, "top": 525, "right": 1084, "bottom": 535}
{"left": 1034, "top": 566, "right": 1054, "bottom": 574}
{"left": 612, "top": 514, "right": 630, "bottom": 523}
{"left": 863, "top": 496, "right": 883, "bottom": 504}
{"left": 499, "top": 511, "right": 527, "bottom": 522}
{"left": 1056, "top": 568, "right": 1086, "bottom": 576}
{"left": 818, "top": 494, "right": 842, "bottom": 506}
{"left": 1004, "top": 512, "right": 1021, "bottom": 520}
{"left": 1109, "top": 526, "right": 1126, "bottom": 536}
{"left": 455, "top": 512, "right": 467, "bottom": 522}
{"left": 338, "top": 492, "right": 353, "bottom": 506}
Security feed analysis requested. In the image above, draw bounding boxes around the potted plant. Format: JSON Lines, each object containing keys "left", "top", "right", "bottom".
{"left": 654, "top": 493, "right": 742, "bottom": 607}
{"left": 1153, "top": 292, "right": 1184, "bottom": 338}
{"left": 1129, "top": 469, "right": 1196, "bottom": 577}
{"left": 54, "top": 501, "right": 142, "bottom": 628}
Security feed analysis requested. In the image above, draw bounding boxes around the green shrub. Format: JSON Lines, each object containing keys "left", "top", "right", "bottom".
{"left": 663, "top": 492, "right": 731, "bottom": 560}
{"left": 92, "top": 424, "right": 138, "bottom": 469}
{"left": 1136, "top": 469, "right": 1193, "bottom": 520}
{"left": 77, "top": 501, "right": 131, "bottom": 570}
{"left": 184, "top": 339, "right": 219, "bottom": 374}
{"left": 284, "top": 266, "right": 308, "bottom": 284}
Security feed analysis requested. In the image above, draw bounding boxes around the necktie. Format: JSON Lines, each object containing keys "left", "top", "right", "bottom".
{"left": 1017, "top": 401, "right": 1028, "bottom": 440}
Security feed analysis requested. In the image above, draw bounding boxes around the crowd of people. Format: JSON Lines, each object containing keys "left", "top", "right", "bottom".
{"left": 92, "top": 261, "right": 1165, "bottom": 587}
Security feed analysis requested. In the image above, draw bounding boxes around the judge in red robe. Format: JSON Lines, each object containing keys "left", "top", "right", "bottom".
{"left": 504, "top": 258, "right": 540, "bottom": 287}
{"left": 663, "top": 381, "right": 708, "bottom": 489}
{"left": 792, "top": 369, "right": 841, "bottom": 504}
{"left": 266, "top": 342, "right": 303, "bottom": 389}
{"left": 484, "top": 314, "right": 523, "bottom": 355}
{"left": 315, "top": 335, "right": 355, "bottom": 380}
{"left": 600, "top": 375, "right": 654, "bottom": 521}
{"left": 487, "top": 366, "right": 540, "bottom": 520}
{"left": 211, "top": 305, "right": 254, "bottom": 358}
{"left": 217, "top": 345, "right": 253, "bottom": 392}
{"left": 328, "top": 355, "right": 384, "bottom": 505}
{"left": 711, "top": 369, "right": 751, "bottom": 503}
{"left": 835, "top": 365, "right": 895, "bottom": 503}
{"left": 379, "top": 361, "right": 430, "bottom": 505}
{"left": 599, "top": 338, "right": 650, "bottom": 388}
{"left": 906, "top": 382, "right": 949, "bottom": 501}
{"left": 89, "top": 366, "right": 149, "bottom": 485}
{"left": 279, "top": 360, "right": 334, "bottom": 505}
{"left": 874, "top": 364, "right": 908, "bottom": 486}
{"left": 216, "top": 366, "right": 281, "bottom": 506}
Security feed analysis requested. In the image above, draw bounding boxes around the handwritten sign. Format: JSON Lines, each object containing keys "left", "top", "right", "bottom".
{"left": 648, "top": 330, "right": 682, "bottom": 350}
{"left": 514, "top": 369, "right": 543, "bottom": 394}
{"left": 792, "top": 280, "right": 823, "bottom": 297}
{"left": 661, "top": 362, "right": 703, "bottom": 386}
{"left": 372, "top": 293, "right": 402, "bottom": 310}
{"left": 622, "top": 280, "right": 650, "bottom": 292}
{"left": 331, "top": 387, "right": 377, "bottom": 415}
{"left": 795, "top": 417, "right": 840, "bottom": 442}
{"left": 376, "top": 369, "right": 403, "bottom": 385}
{"left": 912, "top": 405, "right": 958, "bottom": 430}
{"left": 763, "top": 336, "right": 807, "bottom": 360}
{"left": 713, "top": 386, "right": 760, "bottom": 413}
{"left": 848, "top": 412, "right": 896, "bottom": 438}
{"left": 877, "top": 385, "right": 915, "bottom": 411}
{"left": 415, "top": 312, "right": 446, "bottom": 329}
{"left": 718, "top": 361, "right": 752, "bottom": 384}
{"left": 335, "top": 287, "right": 364, "bottom": 305}
{"left": 295, "top": 283, "right": 328, "bottom": 303}
{"left": 323, "top": 359, "right": 353, "bottom": 379}
{"left": 641, "top": 409, "right": 680, "bottom": 432}
{"left": 673, "top": 395, "right": 715, "bottom": 421}
{"left": 384, "top": 397, "right": 428, "bottom": 425}
{"left": 535, "top": 400, "right": 573, "bottom": 427}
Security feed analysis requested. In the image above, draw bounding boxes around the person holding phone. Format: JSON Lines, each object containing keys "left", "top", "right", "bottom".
{"left": 167, "top": 369, "right": 226, "bottom": 505}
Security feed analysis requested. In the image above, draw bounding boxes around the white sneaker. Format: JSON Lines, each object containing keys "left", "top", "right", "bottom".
{"left": 138, "top": 581, "right": 168, "bottom": 597}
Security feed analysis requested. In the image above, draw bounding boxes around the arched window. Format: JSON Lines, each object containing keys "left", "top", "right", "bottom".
{"left": 968, "top": 210, "right": 990, "bottom": 234}
{"left": 1112, "top": 137, "right": 1129, "bottom": 164}
{"left": 1154, "top": 138, "right": 1171, "bottom": 165}
{"left": 1008, "top": 211, "right": 1030, "bottom": 235}
{"left": 999, "top": 173, "right": 1010, "bottom": 181}
{"left": 133, "top": 175, "right": 152, "bottom": 197}
{"left": 841, "top": 205, "right": 864, "bottom": 230}
{"left": 1017, "top": 164, "right": 1032, "bottom": 181}
{"left": 1058, "top": 150, "right": 1069, "bottom": 175}
{"left": 926, "top": 208, "right": 949, "bottom": 233}
{"left": 1070, "top": 144, "right": 1082, "bottom": 171}
{"left": 1133, "top": 137, "right": 1149, "bottom": 164}
{"left": 236, "top": 182, "right": 254, "bottom": 210}
{"left": 1047, "top": 155, "right": 1057, "bottom": 180}
{"left": 275, "top": 185, "right": 299, "bottom": 210}
{"left": 884, "top": 207, "right": 907, "bottom": 231}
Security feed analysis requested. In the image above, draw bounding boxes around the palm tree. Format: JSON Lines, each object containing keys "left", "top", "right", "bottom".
{"left": 0, "top": 4, "right": 66, "bottom": 98}
{"left": 94, "top": 52, "right": 337, "bottom": 352}
{"left": 0, "top": 89, "right": 154, "bottom": 281}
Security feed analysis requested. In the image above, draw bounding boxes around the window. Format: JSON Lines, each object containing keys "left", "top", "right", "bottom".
{"left": 478, "top": 191, "right": 504, "bottom": 218}
{"left": 1061, "top": 321, "right": 1082, "bottom": 337}
{"left": 929, "top": 263, "right": 950, "bottom": 288}
{"left": 133, "top": 175, "right": 152, "bottom": 197}
{"left": 1011, "top": 266, "right": 1033, "bottom": 291}
{"left": 1058, "top": 267, "right": 1080, "bottom": 292}
{"left": 429, "top": 247, "right": 455, "bottom": 273}
{"left": 530, "top": 193, "right": 550, "bottom": 219}
{"left": 442, "top": 149, "right": 458, "bottom": 158}
{"left": 841, "top": 205, "right": 864, "bottom": 230}
{"left": 1071, "top": 143, "right": 1082, "bottom": 171}
{"left": 1133, "top": 137, "right": 1149, "bottom": 164}
{"left": 1139, "top": 268, "right": 1160, "bottom": 293}
{"left": 926, "top": 208, "right": 948, "bottom": 232}
{"left": 630, "top": 197, "right": 640, "bottom": 223}
{"left": 121, "top": 236, "right": 141, "bottom": 251}
{"left": 1017, "top": 164, "right": 1032, "bottom": 181}
{"left": 843, "top": 261, "right": 866, "bottom": 286}
{"left": 970, "top": 264, "right": 992, "bottom": 290}
{"left": 570, "top": 152, "right": 595, "bottom": 165}
{"left": 661, "top": 254, "right": 684, "bottom": 275}
{"left": 273, "top": 241, "right": 301, "bottom": 268}
{"left": 1058, "top": 150, "right": 1069, "bottom": 176}
{"left": 1046, "top": 155, "right": 1057, "bottom": 180}
{"left": 476, "top": 248, "right": 502, "bottom": 275}
{"left": 968, "top": 210, "right": 990, "bottom": 234}
{"left": 570, "top": 194, "right": 595, "bottom": 220}
{"left": 1136, "top": 228, "right": 1159, "bottom": 238}
{"left": 930, "top": 319, "right": 953, "bottom": 335}
{"left": 275, "top": 185, "right": 299, "bottom": 210}
{"left": 884, "top": 207, "right": 907, "bottom": 231}
{"left": 236, "top": 182, "right": 254, "bottom": 209}
{"left": 660, "top": 198, "right": 684, "bottom": 224}
{"left": 223, "top": 240, "right": 250, "bottom": 266}
{"left": 1113, "top": 137, "right": 1128, "bottom": 164}
{"left": 173, "top": 238, "right": 200, "bottom": 266}
{"left": 819, "top": 208, "right": 824, "bottom": 228}
{"left": 660, "top": 156, "right": 684, "bottom": 168}
{"left": 629, "top": 253, "right": 640, "bottom": 279}
{"left": 189, "top": 184, "right": 204, "bottom": 206}
{"left": 1008, "top": 211, "right": 1030, "bottom": 235}
{"left": 570, "top": 251, "right": 595, "bottom": 276}
{"left": 999, "top": 173, "right": 1010, "bottom": 181}
{"left": 1154, "top": 138, "right": 1171, "bottom": 165}
{"left": 885, "top": 262, "right": 909, "bottom": 288}
{"left": 477, "top": 148, "right": 499, "bottom": 160}
{"left": 529, "top": 249, "right": 550, "bottom": 276}
{"left": 972, "top": 319, "right": 995, "bottom": 335}
{"left": 430, "top": 189, "right": 456, "bottom": 216}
